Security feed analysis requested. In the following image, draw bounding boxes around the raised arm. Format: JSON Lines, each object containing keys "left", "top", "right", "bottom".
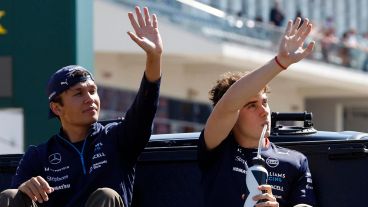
{"left": 204, "top": 18, "right": 315, "bottom": 150}
{"left": 127, "top": 6, "right": 163, "bottom": 82}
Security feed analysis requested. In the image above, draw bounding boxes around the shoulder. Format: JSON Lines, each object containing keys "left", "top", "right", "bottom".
{"left": 24, "top": 137, "right": 52, "bottom": 157}
{"left": 265, "top": 143, "right": 308, "bottom": 167}
{"left": 198, "top": 130, "right": 234, "bottom": 151}
{"left": 270, "top": 143, "right": 307, "bottom": 158}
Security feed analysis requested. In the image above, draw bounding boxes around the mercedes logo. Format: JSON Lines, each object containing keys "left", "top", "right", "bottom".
{"left": 49, "top": 153, "right": 62, "bottom": 165}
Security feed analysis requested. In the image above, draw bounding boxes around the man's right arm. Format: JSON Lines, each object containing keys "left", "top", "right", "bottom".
{"left": 203, "top": 18, "right": 315, "bottom": 150}
{"left": 18, "top": 176, "right": 54, "bottom": 204}
{"left": 12, "top": 146, "right": 53, "bottom": 204}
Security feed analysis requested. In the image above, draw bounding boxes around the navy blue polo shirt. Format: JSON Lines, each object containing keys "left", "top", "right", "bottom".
{"left": 198, "top": 132, "right": 316, "bottom": 207}
{"left": 12, "top": 74, "right": 160, "bottom": 207}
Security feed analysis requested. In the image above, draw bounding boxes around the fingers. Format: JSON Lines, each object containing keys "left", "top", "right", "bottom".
{"left": 127, "top": 31, "right": 148, "bottom": 51}
{"left": 258, "top": 184, "right": 273, "bottom": 194}
{"left": 295, "top": 18, "right": 310, "bottom": 38}
{"left": 135, "top": 6, "right": 146, "bottom": 28}
{"left": 128, "top": 6, "right": 157, "bottom": 33}
{"left": 284, "top": 20, "right": 293, "bottom": 36}
{"left": 144, "top": 7, "right": 152, "bottom": 27}
{"left": 18, "top": 176, "right": 53, "bottom": 203}
{"left": 300, "top": 41, "right": 315, "bottom": 59}
{"left": 290, "top": 17, "right": 302, "bottom": 36}
{"left": 279, "top": 20, "right": 293, "bottom": 54}
{"left": 255, "top": 200, "right": 279, "bottom": 207}
{"left": 127, "top": 31, "right": 141, "bottom": 45}
{"left": 128, "top": 12, "right": 140, "bottom": 34}
{"left": 253, "top": 185, "right": 278, "bottom": 207}
{"left": 152, "top": 14, "right": 158, "bottom": 28}
{"left": 253, "top": 192, "right": 276, "bottom": 202}
{"left": 38, "top": 176, "right": 54, "bottom": 194}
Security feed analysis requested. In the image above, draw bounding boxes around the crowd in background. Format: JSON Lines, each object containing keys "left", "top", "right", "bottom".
{"left": 230, "top": 0, "right": 368, "bottom": 72}
{"left": 267, "top": 1, "right": 368, "bottom": 71}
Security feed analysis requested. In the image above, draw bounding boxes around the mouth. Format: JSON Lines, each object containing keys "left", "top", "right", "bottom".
{"left": 83, "top": 106, "right": 98, "bottom": 114}
{"left": 262, "top": 121, "right": 270, "bottom": 132}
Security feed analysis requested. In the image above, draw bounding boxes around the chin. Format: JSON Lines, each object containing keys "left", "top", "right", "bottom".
{"left": 85, "top": 116, "right": 98, "bottom": 125}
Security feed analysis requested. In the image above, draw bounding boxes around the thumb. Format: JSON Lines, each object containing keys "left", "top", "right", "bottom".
{"left": 300, "top": 41, "right": 315, "bottom": 59}
{"left": 127, "top": 31, "right": 142, "bottom": 46}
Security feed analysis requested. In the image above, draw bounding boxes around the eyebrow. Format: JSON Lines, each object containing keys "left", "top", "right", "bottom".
{"left": 69, "top": 84, "right": 97, "bottom": 92}
{"left": 244, "top": 97, "right": 268, "bottom": 107}
{"left": 244, "top": 100, "right": 257, "bottom": 107}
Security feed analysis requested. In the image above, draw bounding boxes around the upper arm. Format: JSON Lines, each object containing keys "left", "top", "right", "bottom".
{"left": 11, "top": 146, "right": 41, "bottom": 188}
{"left": 203, "top": 101, "right": 239, "bottom": 150}
{"left": 289, "top": 156, "right": 317, "bottom": 206}
{"left": 115, "top": 74, "right": 160, "bottom": 164}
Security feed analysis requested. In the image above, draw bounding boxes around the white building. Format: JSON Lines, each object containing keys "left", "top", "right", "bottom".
{"left": 93, "top": 0, "right": 368, "bottom": 132}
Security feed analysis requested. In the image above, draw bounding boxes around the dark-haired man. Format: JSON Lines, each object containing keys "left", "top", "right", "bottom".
{"left": 0, "top": 6, "right": 162, "bottom": 207}
{"left": 198, "top": 18, "right": 316, "bottom": 207}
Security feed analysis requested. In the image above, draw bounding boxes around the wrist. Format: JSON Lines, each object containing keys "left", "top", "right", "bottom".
{"left": 147, "top": 52, "right": 162, "bottom": 60}
{"left": 274, "top": 56, "right": 288, "bottom": 70}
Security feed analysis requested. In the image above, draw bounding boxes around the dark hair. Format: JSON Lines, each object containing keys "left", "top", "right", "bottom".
{"left": 52, "top": 95, "right": 64, "bottom": 106}
{"left": 49, "top": 69, "right": 92, "bottom": 119}
{"left": 209, "top": 71, "right": 269, "bottom": 107}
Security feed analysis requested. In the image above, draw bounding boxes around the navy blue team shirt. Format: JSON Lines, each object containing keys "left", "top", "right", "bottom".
{"left": 198, "top": 132, "right": 316, "bottom": 207}
{"left": 12, "top": 74, "right": 160, "bottom": 207}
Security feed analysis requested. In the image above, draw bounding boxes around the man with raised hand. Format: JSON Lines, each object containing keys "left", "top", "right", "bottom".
{"left": 0, "top": 6, "right": 162, "bottom": 207}
{"left": 198, "top": 18, "right": 316, "bottom": 207}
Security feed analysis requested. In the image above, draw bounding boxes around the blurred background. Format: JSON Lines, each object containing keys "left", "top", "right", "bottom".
{"left": 1, "top": 0, "right": 368, "bottom": 153}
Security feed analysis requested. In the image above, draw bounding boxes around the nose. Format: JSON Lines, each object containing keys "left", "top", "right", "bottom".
{"left": 259, "top": 105, "right": 269, "bottom": 117}
{"left": 84, "top": 92, "right": 94, "bottom": 104}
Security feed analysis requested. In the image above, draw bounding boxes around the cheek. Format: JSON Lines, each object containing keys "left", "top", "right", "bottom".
{"left": 94, "top": 94, "right": 100, "bottom": 105}
{"left": 237, "top": 109, "right": 252, "bottom": 125}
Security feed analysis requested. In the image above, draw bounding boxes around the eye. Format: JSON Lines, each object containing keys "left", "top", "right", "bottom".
{"left": 90, "top": 89, "right": 97, "bottom": 95}
{"left": 74, "top": 92, "right": 82, "bottom": 96}
{"left": 263, "top": 99, "right": 268, "bottom": 106}
{"left": 247, "top": 103, "right": 258, "bottom": 111}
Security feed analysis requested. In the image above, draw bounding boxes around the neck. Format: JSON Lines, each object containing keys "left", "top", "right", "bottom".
{"left": 233, "top": 130, "right": 264, "bottom": 149}
{"left": 61, "top": 123, "right": 91, "bottom": 143}
{"left": 235, "top": 136, "right": 259, "bottom": 149}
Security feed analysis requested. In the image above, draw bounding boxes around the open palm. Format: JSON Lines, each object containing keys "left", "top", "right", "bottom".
{"left": 128, "top": 7, "right": 163, "bottom": 56}
{"left": 278, "top": 18, "right": 315, "bottom": 67}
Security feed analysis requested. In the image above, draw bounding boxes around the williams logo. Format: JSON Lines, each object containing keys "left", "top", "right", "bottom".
{"left": 266, "top": 157, "right": 279, "bottom": 168}
{"left": 49, "top": 153, "right": 62, "bottom": 165}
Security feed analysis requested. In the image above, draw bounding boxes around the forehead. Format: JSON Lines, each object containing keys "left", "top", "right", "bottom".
{"left": 68, "top": 79, "right": 97, "bottom": 91}
{"left": 250, "top": 92, "right": 268, "bottom": 100}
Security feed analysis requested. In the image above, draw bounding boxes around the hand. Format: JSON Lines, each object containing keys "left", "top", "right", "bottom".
{"left": 127, "top": 6, "right": 163, "bottom": 57}
{"left": 277, "top": 18, "right": 315, "bottom": 68}
{"left": 253, "top": 185, "right": 279, "bottom": 207}
{"left": 18, "top": 176, "right": 54, "bottom": 203}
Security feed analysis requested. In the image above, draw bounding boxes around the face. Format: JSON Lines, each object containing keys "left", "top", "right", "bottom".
{"left": 233, "top": 92, "right": 271, "bottom": 141}
{"left": 51, "top": 80, "right": 100, "bottom": 128}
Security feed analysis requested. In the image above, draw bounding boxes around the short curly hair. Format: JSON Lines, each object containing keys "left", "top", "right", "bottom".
{"left": 209, "top": 71, "right": 270, "bottom": 107}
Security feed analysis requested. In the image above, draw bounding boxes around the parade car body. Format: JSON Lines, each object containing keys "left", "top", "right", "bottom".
{"left": 1, "top": 112, "right": 367, "bottom": 207}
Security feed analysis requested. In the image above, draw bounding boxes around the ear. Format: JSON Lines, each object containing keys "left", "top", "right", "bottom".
{"left": 50, "top": 102, "right": 61, "bottom": 116}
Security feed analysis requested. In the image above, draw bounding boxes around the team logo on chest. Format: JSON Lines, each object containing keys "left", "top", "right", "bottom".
{"left": 49, "top": 153, "right": 62, "bottom": 165}
{"left": 266, "top": 157, "right": 279, "bottom": 168}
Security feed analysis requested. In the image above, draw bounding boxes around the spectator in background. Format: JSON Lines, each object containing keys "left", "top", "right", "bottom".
{"left": 269, "top": 0, "right": 285, "bottom": 27}
{"left": 360, "top": 32, "right": 368, "bottom": 72}
{"left": 321, "top": 28, "right": 338, "bottom": 63}
{"left": 339, "top": 29, "right": 358, "bottom": 67}
{"left": 255, "top": 15, "right": 263, "bottom": 23}
{"left": 324, "top": 17, "right": 334, "bottom": 30}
